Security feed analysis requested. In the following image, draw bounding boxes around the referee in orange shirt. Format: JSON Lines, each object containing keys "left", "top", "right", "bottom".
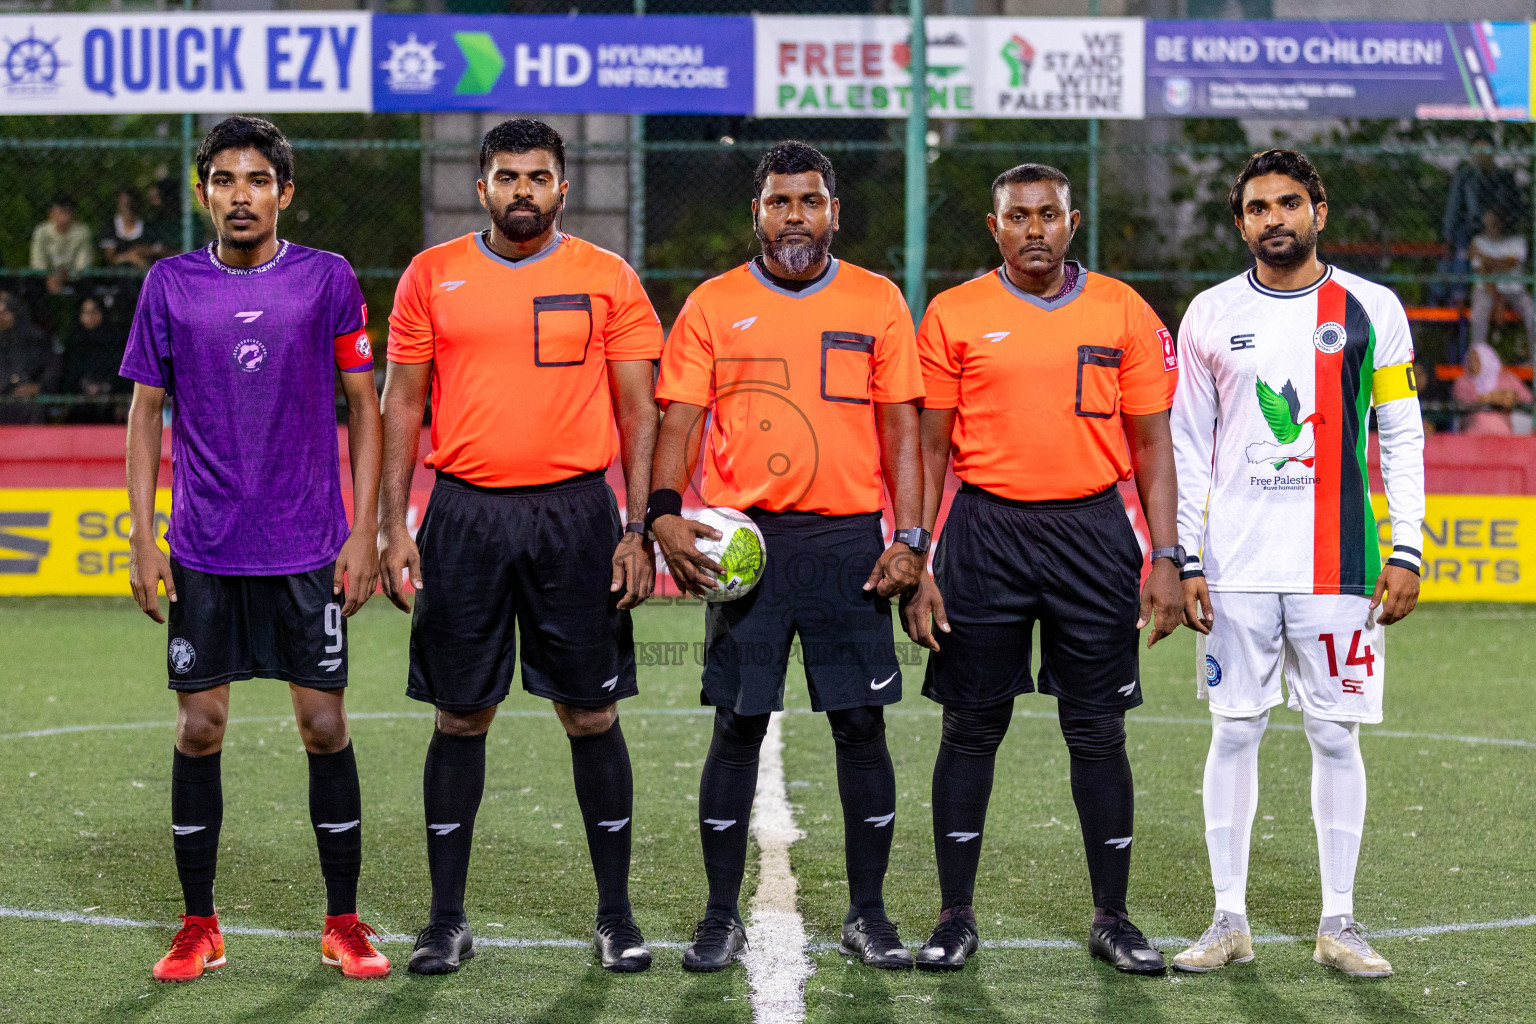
{"left": 378, "top": 120, "right": 663, "bottom": 975}
{"left": 648, "top": 142, "right": 927, "bottom": 972}
{"left": 902, "top": 164, "right": 1186, "bottom": 974}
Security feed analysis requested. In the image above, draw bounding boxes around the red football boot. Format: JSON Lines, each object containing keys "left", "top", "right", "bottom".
{"left": 152, "top": 914, "right": 226, "bottom": 982}
{"left": 321, "top": 913, "right": 392, "bottom": 979}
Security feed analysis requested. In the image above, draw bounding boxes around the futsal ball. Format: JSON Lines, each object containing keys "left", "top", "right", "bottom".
{"left": 693, "top": 507, "right": 766, "bottom": 603}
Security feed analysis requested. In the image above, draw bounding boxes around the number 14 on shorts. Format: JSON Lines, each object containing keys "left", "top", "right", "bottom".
{"left": 1318, "top": 631, "right": 1373, "bottom": 694}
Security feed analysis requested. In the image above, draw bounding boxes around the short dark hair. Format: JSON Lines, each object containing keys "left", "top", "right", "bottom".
{"left": 49, "top": 196, "right": 74, "bottom": 212}
{"left": 1228, "top": 149, "right": 1326, "bottom": 218}
{"left": 196, "top": 116, "right": 294, "bottom": 188}
{"left": 991, "top": 163, "right": 1072, "bottom": 208}
{"left": 480, "top": 118, "right": 566, "bottom": 178}
{"left": 753, "top": 141, "right": 835, "bottom": 200}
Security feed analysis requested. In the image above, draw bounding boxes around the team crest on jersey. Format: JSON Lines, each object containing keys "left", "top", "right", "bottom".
{"left": 1312, "top": 321, "right": 1347, "bottom": 354}
{"left": 169, "top": 638, "right": 196, "bottom": 675}
{"left": 233, "top": 339, "right": 268, "bottom": 373}
{"left": 1205, "top": 654, "right": 1222, "bottom": 687}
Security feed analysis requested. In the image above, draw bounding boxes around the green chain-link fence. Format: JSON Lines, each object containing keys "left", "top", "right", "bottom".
{"left": 4, "top": 17, "right": 1535, "bottom": 429}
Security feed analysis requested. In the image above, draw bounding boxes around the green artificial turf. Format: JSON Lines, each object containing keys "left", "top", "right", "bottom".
{"left": 0, "top": 597, "right": 1531, "bottom": 1023}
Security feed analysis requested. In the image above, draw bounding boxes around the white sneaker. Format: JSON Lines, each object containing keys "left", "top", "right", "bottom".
{"left": 1171, "top": 913, "right": 1254, "bottom": 973}
{"left": 1314, "top": 920, "right": 1392, "bottom": 979}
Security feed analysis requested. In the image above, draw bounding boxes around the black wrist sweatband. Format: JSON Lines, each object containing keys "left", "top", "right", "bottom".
{"left": 644, "top": 488, "right": 683, "bottom": 531}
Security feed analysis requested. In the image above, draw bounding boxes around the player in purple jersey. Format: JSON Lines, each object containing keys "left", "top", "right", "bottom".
{"left": 121, "top": 117, "right": 390, "bottom": 982}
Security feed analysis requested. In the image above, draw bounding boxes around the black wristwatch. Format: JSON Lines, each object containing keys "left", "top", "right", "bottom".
{"left": 893, "top": 527, "right": 932, "bottom": 555}
{"left": 1150, "top": 545, "right": 1187, "bottom": 567}
{"left": 624, "top": 522, "right": 647, "bottom": 538}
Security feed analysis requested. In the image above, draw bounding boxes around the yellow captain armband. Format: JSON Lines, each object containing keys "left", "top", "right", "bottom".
{"left": 1372, "top": 361, "right": 1418, "bottom": 405}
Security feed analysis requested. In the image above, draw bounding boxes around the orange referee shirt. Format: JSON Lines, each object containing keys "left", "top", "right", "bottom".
{"left": 917, "top": 263, "right": 1177, "bottom": 501}
{"left": 388, "top": 232, "right": 663, "bottom": 487}
{"left": 657, "top": 258, "right": 924, "bottom": 515}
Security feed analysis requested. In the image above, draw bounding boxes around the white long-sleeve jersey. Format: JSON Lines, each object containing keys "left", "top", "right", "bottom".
{"left": 1171, "top": 265, "right": 1425, "bottom": 595}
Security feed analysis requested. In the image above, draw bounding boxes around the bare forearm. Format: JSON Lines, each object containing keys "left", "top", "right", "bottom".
{"left": 346, "top": 393, "right": 382, "bottom": 529}
{"left": 125, "top": 387, "right": 164, "bottom": 543}
{"left": 612, "top": 363, "right": 660, "bottom": 522}
{"left": 877, "top": 402, "right": 922, "bottom": 529}
{"left": 378, "top": 363, "right": 430, "bottom": 534}
{"left": 918, "top": 408, "right": 954, "bottom": 533}
{"left": 651, "top": 402, "right": 706, "bottom": 496}
{"left": 1126, "top": 413, "right": 1179, "bottom": 550}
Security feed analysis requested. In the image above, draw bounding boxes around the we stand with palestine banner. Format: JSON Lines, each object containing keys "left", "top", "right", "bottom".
{"left": 5, "top": 13, "right": 1536, "bottom": 120}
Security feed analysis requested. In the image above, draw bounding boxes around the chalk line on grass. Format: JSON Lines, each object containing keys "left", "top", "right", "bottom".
{"left": 7, "top": 709, "right": 1531, "bottom": 749}
{"left": 741, "top": 711, "right": 814, "bottom": 1024}
{"left": 6, "top": 905, "right": 1533, "bottom": 954}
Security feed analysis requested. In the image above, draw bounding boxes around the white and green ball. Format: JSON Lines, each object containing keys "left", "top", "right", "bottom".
{"left": 693, "top": 507, "right": 766, "bottom": 603}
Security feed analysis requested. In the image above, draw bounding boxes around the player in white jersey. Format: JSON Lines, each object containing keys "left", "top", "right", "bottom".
{"left": 1168, "top": 150, "right": 1425, "bottom": 979}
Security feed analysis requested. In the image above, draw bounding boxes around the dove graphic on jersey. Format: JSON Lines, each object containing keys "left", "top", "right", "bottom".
{"left": 1247, "top": 377, "right": 1324, "bottom": 469}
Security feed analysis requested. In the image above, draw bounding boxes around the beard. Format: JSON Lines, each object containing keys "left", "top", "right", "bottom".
{"left": 493, "top": 198, "right": 560, "bottom": 242}
{"left": 1248, "top": 218, "right": 1318, "bottom": 269}
{"left": 222, "top": 211, "right": 263, "bottom": 250}
{"left": 756, "top": 218, "right": 832, "bottom": 276}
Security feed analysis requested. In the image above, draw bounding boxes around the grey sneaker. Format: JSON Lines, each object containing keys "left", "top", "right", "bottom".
{"left": 1171, "top": 913, "right": 1254, "bottom": 973}
{"left": 1314, "top": 920, "right": 1393, "bottom": 978}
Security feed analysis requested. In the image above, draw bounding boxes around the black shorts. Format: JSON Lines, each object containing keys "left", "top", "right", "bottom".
{"left": 701, "top": 509, "right": 901, "bottom": 717}
{"left": 407, "top": 470, "right": 637, "bottom": 713}
{"left": 922, "top": 485, "right": 1144, "bottom": 713}
{"left": 166, "top": 557, "right": 347, "bottom": 692}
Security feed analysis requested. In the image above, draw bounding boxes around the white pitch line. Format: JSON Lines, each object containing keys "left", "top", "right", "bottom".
{"left": 742, "top": 712, "right": 814, "bottom": 1024}
{"left": 5, "top": 905, "right": 1533, "bottom": 954}
{"left": 7, "top": 708, "right": 1531, "bottom": 749}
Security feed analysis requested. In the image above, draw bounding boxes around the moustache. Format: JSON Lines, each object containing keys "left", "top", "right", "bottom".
{"left": 1260, "top": 228, "right": 1297, "bottom": 241}
{"left": 225, "top": 208, "right": 255, "bottom": 221}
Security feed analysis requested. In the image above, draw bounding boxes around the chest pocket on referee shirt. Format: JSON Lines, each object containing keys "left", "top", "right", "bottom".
{"left": 821, "top": 331, "right": 875, "bottom": 404}
{"left": 533, "top": 294, "right": 594, "bottom": 367}
{"left": 1075, "top": 345, "right": 1123, "bottom": 419}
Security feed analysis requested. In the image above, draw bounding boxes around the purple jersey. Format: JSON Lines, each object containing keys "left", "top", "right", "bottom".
{"left": 120, "top": 240, "right": 372, "bottom": 576}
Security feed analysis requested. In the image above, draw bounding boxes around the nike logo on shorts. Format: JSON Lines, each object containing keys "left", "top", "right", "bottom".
{"left": 870, "top": 671, "right": 898, "bottom": 690}
{"left": 600, "top": 675, "right": 619, "bottom": 691}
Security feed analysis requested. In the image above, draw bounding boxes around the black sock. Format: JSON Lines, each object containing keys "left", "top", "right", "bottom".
{"left": 171, "top": 748, "right": 222, "bottom": 918}
{"left": 931, "top": 701, "right": 1012, "bottom": 910}
{"left": 828, "top": 707, "right": 896, "bottom": 918}
{"left": 698, "top": 709, "right": 768, "bottom": 918}
{"left": 308, "top": 742, "right": 362, "bottom": 917}
{"left": 1058, "top": 704, "right": 1134, "bottom": 917}
{"left": 423, "top": 729, "right": 486, "bottom": 922}
{"left": 568, "top": 719, "right": 634, "bottom": 918}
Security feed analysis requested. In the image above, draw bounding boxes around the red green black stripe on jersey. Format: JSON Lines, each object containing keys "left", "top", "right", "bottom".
{"left": 1311, "top": 279, "right": 1379, "bottom": 595}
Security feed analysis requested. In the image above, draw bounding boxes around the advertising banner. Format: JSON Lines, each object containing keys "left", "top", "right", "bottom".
{"left": 0, "top": 489, "right": 171, "bottom": 597}
{"left": 1146, "top": 20, "right": 1531, "bottom": 120}
{"left": 1374, "top": 494, "right": 1536, "bottom": 602}
{"left": 372, "top": 14, "right": 753, "bottom": 114}
{"left": 754, "top": 16, "right": 1143, "bottom": 119}
{"left": 0, "top": 12, "right": 371, "bottom": 114}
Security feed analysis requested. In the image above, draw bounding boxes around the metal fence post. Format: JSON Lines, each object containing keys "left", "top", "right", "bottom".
{"left": 629, "top": 0, "right": 646, "bottom": 273}
{"left": 1086, "top": 0, "right": 1100, "bottom": 272}
{"left": 179, "top": 0, "right": 195, "bottom": 254}
{"left": 904, "top": 0, "right": 928, "bottom": 320}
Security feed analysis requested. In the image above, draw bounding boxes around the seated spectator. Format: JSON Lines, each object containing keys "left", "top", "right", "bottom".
{"left": 1468, "top": 207, "right": 1536, "bottom": 359}
{"left": 100, "top": 189, "right": 166, "bottom": 270}
{"left": 0, "top": 290, "right": 59, "bottom": 424}
{"left": 30, "top": 197, "right": 93, "bottom": 294}
{"left": 1453, "top": 341, "right": 1532, "bottom": 435}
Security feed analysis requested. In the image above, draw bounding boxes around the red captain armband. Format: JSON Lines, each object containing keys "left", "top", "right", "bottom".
{"left": 335, "top": 329, "right": 374, "bottom": 372}
{"left": 1157, "top": 328, "right": 1178, "bottom": 371}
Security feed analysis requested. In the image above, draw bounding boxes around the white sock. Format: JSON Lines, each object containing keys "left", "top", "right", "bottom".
{"left": 1203, "top": 712, "right": 1267, "bottom": 921}
{"left": 1304, "top": 713, "right": 1366, "bottom": 922}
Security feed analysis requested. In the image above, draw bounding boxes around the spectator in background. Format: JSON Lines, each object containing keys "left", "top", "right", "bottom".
{"left": 1467, "top": 207, "right": 1536, "bottom": 360}
{"left": 0, "top": 290, "right": 58, "bottom": 424}
{"left": 1453, "top": 341, "right": 1531, "bottom": 436}
{"left": 145, "top": 177, "right": 183, "bottom": 254}
{"left": 1443, "top": 132, "right": 1525, "bottom": 260}
{"left": 30, "top": 197, "right": 94, "bottom": 293}
{"left": 100, "top": 189, "right": 166, "bottom": 270}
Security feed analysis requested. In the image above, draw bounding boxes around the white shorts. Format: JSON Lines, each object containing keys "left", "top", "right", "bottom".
{"left": 1195, "top": 592, "right": 1385, "bottom": 724}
